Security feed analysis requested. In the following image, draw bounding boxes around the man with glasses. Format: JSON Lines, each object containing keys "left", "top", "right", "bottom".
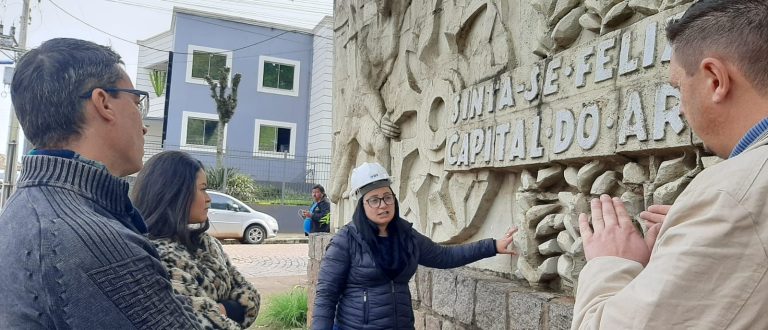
{"left": 80, "top": 88, "right": 150, "bottom": 118}
{"left": 0, "top": 38, "right": 201, "bottom": 329}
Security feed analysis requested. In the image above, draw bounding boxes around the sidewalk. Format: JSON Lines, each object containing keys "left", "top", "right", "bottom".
{"left": 220, "top": 233, "right": 310, "bottom": 245}
{"left": 265, "top": 233, "right": 308, "bottom": 244}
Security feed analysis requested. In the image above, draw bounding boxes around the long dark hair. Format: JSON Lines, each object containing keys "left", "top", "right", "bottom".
{"left": 352, "top": 187, "right": 412, "bottom": 277}
{"left": 132, "top": 151, "right": 209, "bottom": 251}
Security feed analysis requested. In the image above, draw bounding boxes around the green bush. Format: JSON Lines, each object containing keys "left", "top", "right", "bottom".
{"left": 205, "top": 167, "right": 235, "bottom": 191}
{"left": 253, "top": 184, "right": 281, "bottom": 201}
{"left": 227, "top": 173, "right": 257, "bottom": 201}
{"left": 258, "top": 288, "right": 308, "bottom": 329}
{"left": 206, "top": 167, "right": 317, "bottom": 206}
{"left": 205, "top": 167, "right": 257, "bottom": 202}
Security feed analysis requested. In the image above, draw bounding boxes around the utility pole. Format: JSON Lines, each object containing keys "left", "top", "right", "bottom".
{"left": 1, "top": 0, "right": 30, "bottom": 207}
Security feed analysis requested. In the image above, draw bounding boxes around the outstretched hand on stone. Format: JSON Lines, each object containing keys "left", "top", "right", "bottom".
{"left": 638, "top": 204, "right": 668, "bottom": 252}
{"left": 578, "top": 195, "right": 657, "bottom": 267}
{"left": 496, "top": 227, "right": 518, "bottom": 255}
{"left": 639, "top": 204, "right": 671, "bottom": 226}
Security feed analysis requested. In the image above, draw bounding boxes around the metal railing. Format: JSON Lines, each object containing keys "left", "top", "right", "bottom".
{"left": 142, "top": 142, "right": 331, "bottom": 206}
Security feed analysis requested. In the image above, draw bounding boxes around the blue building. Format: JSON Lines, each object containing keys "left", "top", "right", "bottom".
{"left": 137, "top": 8, "right": 333, "bottom": 188}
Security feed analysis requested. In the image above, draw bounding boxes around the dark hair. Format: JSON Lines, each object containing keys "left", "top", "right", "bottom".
{"left": 312, "top": 184, "right": 326, "bottom": 195}
{"left": 10, "top": 38, "right": 126, "bottom": 148}
{"left": 132, "top": 151, "right": 209, "bottom": 251}
{"left": 352, "top": 187, "right": 412, "bottom": 276}
{"left": 666, "top": 0, "right": 768, "bottom": 91}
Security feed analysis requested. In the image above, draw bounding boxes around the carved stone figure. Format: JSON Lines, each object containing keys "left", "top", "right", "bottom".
{"left": 332, "top": 0, "right": 703, "bottom": 290}
{"left": 329, "top": 0, "right": 409, "bottom": 203}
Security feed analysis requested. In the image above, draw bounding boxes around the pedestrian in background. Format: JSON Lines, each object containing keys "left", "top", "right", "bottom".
{"left": 312, "top": 162, "right": 517, "bottom": 329}
{"left": 302, "top": 184, "right": 331, "bottom": 234}
{"left": 0, "top": 38, "right": 201, "bottom": 328}
{"left": 573, "top": 1, "right": 768, "bottom": 328}
{"left": 133, "top": 150, "right": 261, "bottom": 330}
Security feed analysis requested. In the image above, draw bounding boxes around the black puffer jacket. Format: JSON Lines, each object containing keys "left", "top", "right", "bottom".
{"left": 312, "top": 222, "right": 497, "bottom": 329}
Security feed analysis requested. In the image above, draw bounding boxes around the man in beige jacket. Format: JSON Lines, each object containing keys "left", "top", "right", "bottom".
{"left": 572, "top": 1, "right": 768, "bottom": 329}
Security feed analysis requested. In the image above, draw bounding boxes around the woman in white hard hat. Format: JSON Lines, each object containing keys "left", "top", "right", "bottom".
{"left": 312, "top": 162, "right": 517, "bottom": 329}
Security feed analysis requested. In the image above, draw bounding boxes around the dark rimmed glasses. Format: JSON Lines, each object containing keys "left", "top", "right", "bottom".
{"left": 80, "top": 88, "right": 150, "bottom": 118}
{"left": 365, "top": 194, "right": 396, "bottom": 208}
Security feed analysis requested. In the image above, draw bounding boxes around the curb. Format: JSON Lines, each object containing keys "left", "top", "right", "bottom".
{"left": 264, "top": 237, "right": 308, "bottom": 244}
{"left": 219, "top": 236, "right": 309, "bottom": 245}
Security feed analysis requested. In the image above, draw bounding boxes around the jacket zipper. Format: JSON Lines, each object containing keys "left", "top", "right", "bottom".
{"left": 363, "top": 289, "right": 369, "bottom": 324}
{"left": 391, "top": 281, "right": 398, "bottom": 329}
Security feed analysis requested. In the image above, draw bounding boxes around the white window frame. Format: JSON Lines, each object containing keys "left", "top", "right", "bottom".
{"left": 253, "top": 119, "right": 297, "bottom": 158}
{"left": 185, "top": 45, "right": 233, "bottom": 85}
{"left": 181, "top": 111, "right": 227, "bottom": 152}
{"left": 257, "top": 55, "right": 300, "bottom": 97}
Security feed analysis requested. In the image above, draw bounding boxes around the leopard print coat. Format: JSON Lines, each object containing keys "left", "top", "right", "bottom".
{"left": 152, "top": 233, "right": 260, "bottom": 329}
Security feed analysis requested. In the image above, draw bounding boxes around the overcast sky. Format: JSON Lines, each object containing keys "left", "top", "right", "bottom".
{"left": 0, "top": 0, "right": 332, "bottom": 158}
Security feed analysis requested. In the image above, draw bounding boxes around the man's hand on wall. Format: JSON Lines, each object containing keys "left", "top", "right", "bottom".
{"left": 578, "top": 195, "right": 657, "bottom": 267}
{"left": 639, "top": 204, "right": 671, "bottom": 226}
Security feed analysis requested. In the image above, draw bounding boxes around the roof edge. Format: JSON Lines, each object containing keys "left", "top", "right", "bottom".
{"left": 173, "top": 6, "right": 314, "bottom": 35}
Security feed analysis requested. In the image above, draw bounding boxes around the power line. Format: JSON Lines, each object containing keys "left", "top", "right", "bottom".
{"left": 160, "top": 0, "right": 331, "bottom": 18}
{"left": 135, "top": 29, "right": 290, "bottom": 56}
{"left": 50, "top": 0, "right": 320, "bottom": 55}
{"left": 121, "top": 46, "right": 314, "bottom": 67}
{"left": 49, "top": 0, "right": 140, "bottom": 46}
{"left": 106, "top": 0, "right": 330, "bottom": 28}
{"left": 162, "top": 0, "right": 332, "bottom": 16}
{"left": 105, "top": 0, "right": 334, "bottom": 42}
{"left": 182, "top": 14, "right": 333, "bottom": 42}
{"left": 49, "top": 0, "right": 332, "bottom": 56}
{"left": 0, "top": 49, "right": 13, "bottom": 60}
{"left": 237, "top": 30, "right": 291, "bottom": 53}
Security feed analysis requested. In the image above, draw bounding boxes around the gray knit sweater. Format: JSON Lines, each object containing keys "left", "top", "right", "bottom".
{"left": 0, "top": 155, "right": 201, "bottom": 329}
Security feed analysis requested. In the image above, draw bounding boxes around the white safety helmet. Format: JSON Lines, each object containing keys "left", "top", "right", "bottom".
{"left": 349, "top": 162, "right": 392, "bottom": 199}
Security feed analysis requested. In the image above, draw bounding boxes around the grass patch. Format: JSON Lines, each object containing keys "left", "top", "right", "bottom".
{"left": 249, "top": 199, "right": 312, "bottom": 206}
{"left": 254, "top": 288, "right": 308, "bottom": 329}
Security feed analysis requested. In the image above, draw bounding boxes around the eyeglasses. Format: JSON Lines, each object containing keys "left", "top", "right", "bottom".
{"left": 365, "top": 194, "right": 396, "bottom": 208}
{"left": 80, "top": 88, "right": 150, "bottom": 118}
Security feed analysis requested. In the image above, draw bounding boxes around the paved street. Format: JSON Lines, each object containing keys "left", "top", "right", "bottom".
{"left": 223, "top": 243, "right": 309, "bottom": 297}
{"left": 225, "top": 243, "right": 308, "bottom": 277}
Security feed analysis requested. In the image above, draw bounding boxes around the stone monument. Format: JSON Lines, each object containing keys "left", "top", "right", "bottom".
{"left": 314, "top": 0, "right": 704, "bottom": 328}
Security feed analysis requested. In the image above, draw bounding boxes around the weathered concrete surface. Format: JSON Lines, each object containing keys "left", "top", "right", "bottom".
{"left": 325, "top": 0, "right": 702, "bottom": 328}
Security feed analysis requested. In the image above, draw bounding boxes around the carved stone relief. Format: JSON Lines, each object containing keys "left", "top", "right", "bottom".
{"left": 531, "top": 0, "right": 695, "bottom": 56}
{"left": 332, "top": 0, "right": 700, "bottom": 291}
{"left": 330, "top": 0, "right": 410, "bottom": 203}
{"left": 514, "top": 151, "right": 705, "bottom": 290}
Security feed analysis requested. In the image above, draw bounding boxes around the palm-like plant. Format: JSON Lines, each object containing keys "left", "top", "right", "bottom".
{"left": 204, "top": 67, "right": 242, "bottom": 192}
{"left": 149, "top": 69, "right": 167, "bottom": 97}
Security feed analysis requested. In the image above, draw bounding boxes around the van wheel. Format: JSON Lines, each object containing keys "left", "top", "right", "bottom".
{"left": 243, "top": 225, "right": 266, "bottom": 244}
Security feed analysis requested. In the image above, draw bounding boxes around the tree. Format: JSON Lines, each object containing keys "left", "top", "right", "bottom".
{"left": 204, "top": 66, "right": 242, "bottom": 192}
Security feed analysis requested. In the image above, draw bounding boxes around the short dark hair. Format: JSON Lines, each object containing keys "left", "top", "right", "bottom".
{"left": 312, "top": 184, "right": 325, "bottom": 195}
{"left": 666, "top": 0, "right": 768, "bottom": 92}
{"left": 132, "top": 151, "right": 209, "bottom": 251}
{"left": 10, "top": 38, "right": 126, "bottom": 148}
